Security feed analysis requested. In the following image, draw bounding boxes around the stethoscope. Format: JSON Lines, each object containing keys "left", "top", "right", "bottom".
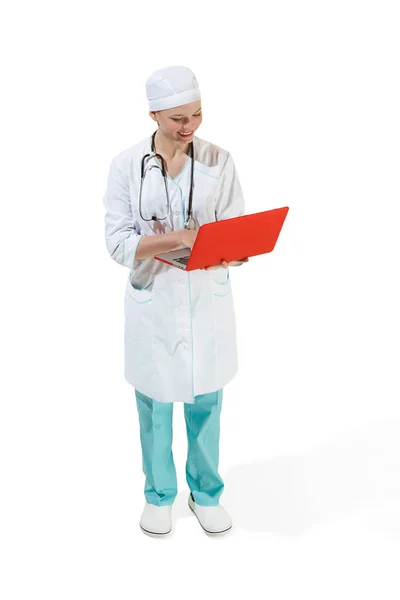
{"left": 138, "top": 130, "right": 196, "bottom": 230}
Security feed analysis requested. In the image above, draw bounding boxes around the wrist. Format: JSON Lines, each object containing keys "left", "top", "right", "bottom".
{"left": 170, "top": 230, "right": 184, "bottom": 248}
{"left": 173, "top": 230, "right": 183, "bottom": 245}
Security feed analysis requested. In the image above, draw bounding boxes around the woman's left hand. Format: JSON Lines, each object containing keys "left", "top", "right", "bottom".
{"left": 202, "top": 258, "right": 249, "bottom": 270}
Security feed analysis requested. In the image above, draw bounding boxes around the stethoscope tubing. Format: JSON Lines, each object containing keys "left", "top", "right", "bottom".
{"left": 138, "top": 130, "right": 195, "bottom": 228}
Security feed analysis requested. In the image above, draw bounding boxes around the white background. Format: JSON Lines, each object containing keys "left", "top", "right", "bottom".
{"left": 1, "top": 0, "right": 400, "bottom": 597}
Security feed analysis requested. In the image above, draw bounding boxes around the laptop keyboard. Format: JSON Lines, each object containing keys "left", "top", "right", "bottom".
{"left": 174, "top": 255, "right": 190, "bottom": 266}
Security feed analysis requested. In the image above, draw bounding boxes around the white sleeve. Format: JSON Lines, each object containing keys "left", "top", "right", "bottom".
{"left": 103, "top": 154, "right": 143, "bottom": 269}
{"left": 215, "top": 152, "right": 246, "bottom": 265}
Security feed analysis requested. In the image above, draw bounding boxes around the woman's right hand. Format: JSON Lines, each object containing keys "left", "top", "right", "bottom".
{"left": 179, "top": 229, "right": 198, "bottom": 249}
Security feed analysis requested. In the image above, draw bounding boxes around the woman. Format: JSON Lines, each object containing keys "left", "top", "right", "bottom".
{"left": 103, "top": 65, "right": 249, "bottom": 537}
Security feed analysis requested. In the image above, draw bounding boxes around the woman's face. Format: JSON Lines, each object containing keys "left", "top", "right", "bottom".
{"left": 150, "top": 100, "right": 202, "bottom": 144}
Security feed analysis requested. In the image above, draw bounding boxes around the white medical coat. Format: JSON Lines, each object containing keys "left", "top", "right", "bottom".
{"left": 103, "top": 134, "right": 245, "bottom": 403}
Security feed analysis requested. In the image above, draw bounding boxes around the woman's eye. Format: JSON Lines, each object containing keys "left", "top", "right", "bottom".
{"left": 171, "top": 113, "right": 201, "bottom": 122}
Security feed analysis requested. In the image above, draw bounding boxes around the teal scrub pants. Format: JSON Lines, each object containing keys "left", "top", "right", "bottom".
{"left": 135, "top": 388, "right": 224, "bottom": 507}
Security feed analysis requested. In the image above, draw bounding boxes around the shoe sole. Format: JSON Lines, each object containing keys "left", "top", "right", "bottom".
{"left": 140, "top": 524, "right": 171, "bottom": 538}
{"left": 188, "top": 499, "right": 232, "bottom": 536}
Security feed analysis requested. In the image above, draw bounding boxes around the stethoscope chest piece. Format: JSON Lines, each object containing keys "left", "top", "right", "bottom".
{"left": 184, "top": 217, "right": 196, "bottom": 230}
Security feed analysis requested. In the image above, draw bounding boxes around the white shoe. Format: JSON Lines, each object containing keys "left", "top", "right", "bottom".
{"left": 188, "top": 493, "right": 232, "bottom": 535}
{"left": 139, "top": 502, "right": 172, "bottom": 537}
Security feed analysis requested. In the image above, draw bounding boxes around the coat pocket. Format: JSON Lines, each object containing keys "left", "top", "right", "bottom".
{"left": 125, "top": 280, "right": 154, "bottom": 341}
{"left": 211, "top": 268, "right": 231, "bottom": 297}
{"left": 127, "top": 280, "right": 154, "bottom": 303}
{"left": 209, "top": 268, "right": 236, "bottom": 355}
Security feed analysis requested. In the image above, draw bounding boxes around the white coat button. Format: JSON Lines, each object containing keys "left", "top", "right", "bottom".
{"left": 183, "top": 344, "right": 188, "bottom": 350}
{"left": 174, "top": 210, "right": 180, "bottom": 215}
{"left": 179, "top": 280, "right": 185, "bottom": 286}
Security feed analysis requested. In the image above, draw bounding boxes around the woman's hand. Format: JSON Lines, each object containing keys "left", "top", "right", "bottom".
{"left": 202, "top": 258, "right": 249, "bottom": 270}
{"left": 179, "top": 229, "right": 198, "bottom": 249}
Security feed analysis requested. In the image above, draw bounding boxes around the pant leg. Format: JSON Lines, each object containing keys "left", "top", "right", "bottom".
{"left": 135, "top": 389, "right": 177, "bottom": 506}
{"left": 184, "top": 388, "right": 224, "bottom": 506}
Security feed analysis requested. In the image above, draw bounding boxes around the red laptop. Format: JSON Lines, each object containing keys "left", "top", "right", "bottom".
{"left": 154, "top": 206, "right": 289, "bottom": 271}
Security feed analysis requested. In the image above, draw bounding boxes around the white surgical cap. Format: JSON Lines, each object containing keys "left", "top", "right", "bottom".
{"left": 146, "top": 65, "right": 201, "bottom": 112}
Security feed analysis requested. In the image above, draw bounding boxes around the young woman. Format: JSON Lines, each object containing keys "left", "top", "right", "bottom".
{"left": 103, "top": 65, "right": 249, "bottom": 537}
